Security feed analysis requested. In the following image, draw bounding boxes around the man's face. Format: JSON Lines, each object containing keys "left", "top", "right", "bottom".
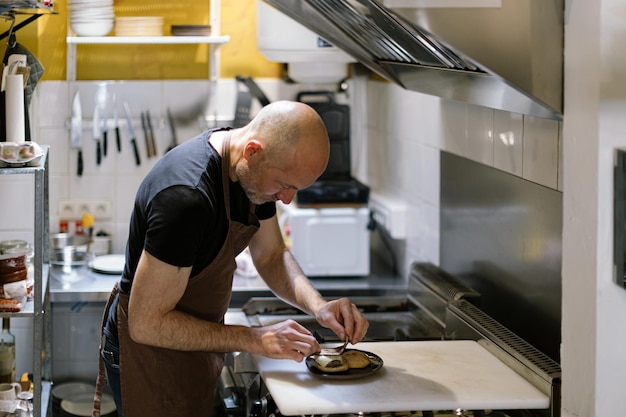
{"left": 236, "top": 160, "right": 299, "bottom": 205}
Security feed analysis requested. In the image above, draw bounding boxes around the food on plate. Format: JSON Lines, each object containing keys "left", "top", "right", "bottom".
{"left": 1, "top": 143, "right": 18, "bottom": 159}
{"left": 311, "top": 349, "right": 373, "bottom": 373}
{"left": 342, "top": 350, "right": 371, "bottom": 369}
{"left": 18, "top": 143, "right": 35, "bottom": 159}
{"left": 0, "top": 297, "right": 23, "bottom": 312}
{"left": 0, "top": 141, "right": 44, "bottom": 167}
{"left": 312, "top": 354, "right": 349, "bottom": 373}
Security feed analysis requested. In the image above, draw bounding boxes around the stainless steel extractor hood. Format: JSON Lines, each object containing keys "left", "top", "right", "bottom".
{"left": 261, "top": 0, "right": 563, "bottom": 121}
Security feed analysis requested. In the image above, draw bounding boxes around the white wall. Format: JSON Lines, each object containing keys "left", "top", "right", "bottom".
{"left": 561, "top": 0, "right": 626, "bottom": 416}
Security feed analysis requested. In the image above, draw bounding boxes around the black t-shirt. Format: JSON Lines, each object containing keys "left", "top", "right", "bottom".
{"left": 104, "top": 129, "right": 275, "bottom": 344}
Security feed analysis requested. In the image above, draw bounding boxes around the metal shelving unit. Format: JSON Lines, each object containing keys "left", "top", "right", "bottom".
{"left": 0, "top": 2, "right": 56, "bottom": 41}
{"left": 0, "top": 146, "right": 52, "bottom": 417}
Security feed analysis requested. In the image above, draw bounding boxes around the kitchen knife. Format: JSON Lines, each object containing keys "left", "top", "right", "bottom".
{"left": 146, "top": 110, "right": 157, "bottom": 157}
{"left": 94, "top": 84, "right": 108, "bottom": 165}
{"left": 93, "top": 103, "right": 102, "bottom": 165}
{"left": 164, "top": 107, "right": 177, "bottom": 154}
{"left": 70, "top": 91, "right": 83, "bottom": 177}
{"left": 113, "top": 91, "right": 121, "bottom": 153}
{"left": 140, "top": 112, "right": 151, "bottom": 158}
{"left": 123, "top": 101, "right": 141, "bottom": 166}
{"left": 102, "top": 94, "right": 108, "bottom": 158}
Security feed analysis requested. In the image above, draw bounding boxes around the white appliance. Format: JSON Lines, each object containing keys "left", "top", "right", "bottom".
{"left": 256, "top": 0, "right": 355, "bottom": 83}
{"left": 279, "top": 203, "right": 370, "bottom": 277}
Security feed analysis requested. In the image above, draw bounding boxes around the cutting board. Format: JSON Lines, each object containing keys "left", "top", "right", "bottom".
{"left": 252, "top": 340, "right": 549, "bottom": 416}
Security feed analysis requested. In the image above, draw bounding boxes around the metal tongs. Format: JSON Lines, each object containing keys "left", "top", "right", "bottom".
{"left": 317, "top": 336, "right": 349, "bottom": 356}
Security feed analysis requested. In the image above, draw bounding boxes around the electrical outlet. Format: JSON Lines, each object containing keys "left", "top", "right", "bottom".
{"left": 58, "top": 200, "right": 112, "bottom": 220}
{"left": 369, "top": 193, "right": 407, "bottom": 239}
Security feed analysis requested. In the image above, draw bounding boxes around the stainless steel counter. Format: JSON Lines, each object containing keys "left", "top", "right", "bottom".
{"left": 49, "top": 265, "right": 118, "bottom": 302}
{"left": 49, "top": 254, "right": 406, "bottom": 304}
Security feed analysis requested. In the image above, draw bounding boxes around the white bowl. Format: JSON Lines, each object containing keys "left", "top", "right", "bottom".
{"left": 71, "top": 20, "right": 114, "bottom": 36}
{"left": 70, "top": 9, "right": 114, "bottom": 19}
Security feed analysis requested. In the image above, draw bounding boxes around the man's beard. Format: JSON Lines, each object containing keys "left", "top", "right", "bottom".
{"left": 236, "top": 163, "right": 276, "bottom": 205}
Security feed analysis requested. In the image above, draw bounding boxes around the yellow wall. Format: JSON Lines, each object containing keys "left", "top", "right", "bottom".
{"left": 2, "top": 0, "right": 282, "bottom": 81}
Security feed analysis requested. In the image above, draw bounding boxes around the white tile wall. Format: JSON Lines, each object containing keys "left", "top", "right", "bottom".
{"left": 364, "top": 80, "right": 563, "bottom": 278}
{"left": 522, "top": 116, "right": 560, "bottom": 189}
{"left": 0, "top": 175, "right": 35, "bottom": 236}
{"left": 494, "top": 110, "right": 524, "bottom": 176}
{"left": 466, "top": 105, "right": 495, "bottom": 166}
{"left": 51, "top": 302, "right": 106, "bottom": 382}
{"left": 11, "top": 317, "right": 34, "bottom": 382}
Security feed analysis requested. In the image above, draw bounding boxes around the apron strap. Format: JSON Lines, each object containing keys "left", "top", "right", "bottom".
{"left": 93, "top": 281, "right": 119, "bottom": 417}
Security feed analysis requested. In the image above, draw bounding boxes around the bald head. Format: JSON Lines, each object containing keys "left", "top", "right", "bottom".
{"left": 228, "top": 100, "right": 331, "bottom": 204}
{"left": 246, "top": 100, "right": 330, "bottom": 176}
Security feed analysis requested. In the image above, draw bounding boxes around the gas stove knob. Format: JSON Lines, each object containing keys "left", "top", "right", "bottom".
{"left": 250, "top": 395, "right": 280, "bottom": 417}
{"left": 249, "top": 398, "right": 267, "bottom": 417}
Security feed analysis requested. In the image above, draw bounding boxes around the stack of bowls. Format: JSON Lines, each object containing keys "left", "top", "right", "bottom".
{"left": 49, "top": 234, "right": 93, "bottom": 284}
{"left": 68, "top": 0, "right": 115, "bottom": 37}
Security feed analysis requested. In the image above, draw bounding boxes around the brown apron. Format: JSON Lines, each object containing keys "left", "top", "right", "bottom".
{"left": 93, "top": 135, "right": 259, "bottom": 417}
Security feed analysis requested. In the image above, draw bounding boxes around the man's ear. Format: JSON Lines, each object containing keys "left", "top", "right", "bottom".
{"left": 243, "top": 139, "right": 263, "bottom": 161}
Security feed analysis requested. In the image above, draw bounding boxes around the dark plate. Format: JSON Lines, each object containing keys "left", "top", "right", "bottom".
{"left": 305, "top": 349, "right": 383, "bottom": 380}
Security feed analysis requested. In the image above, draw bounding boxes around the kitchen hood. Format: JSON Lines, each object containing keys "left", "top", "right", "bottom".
{"left": 260, "top": 0, "right": 563, "bottom": 121}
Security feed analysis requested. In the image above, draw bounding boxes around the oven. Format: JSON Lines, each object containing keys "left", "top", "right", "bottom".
{"left": 217, "top": 262, "right": 561, "bottom": 417}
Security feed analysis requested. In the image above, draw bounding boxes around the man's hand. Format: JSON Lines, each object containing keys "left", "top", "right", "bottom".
{"left": 253, "top": 319, "right": 321, "bottom": 362}
{"left": 315, "top": 298, "right": 369, "bottom": 344}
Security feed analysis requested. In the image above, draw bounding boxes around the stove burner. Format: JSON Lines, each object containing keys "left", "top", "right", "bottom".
{"left": 243, "top": 296, "right": 445, "bottom": 342}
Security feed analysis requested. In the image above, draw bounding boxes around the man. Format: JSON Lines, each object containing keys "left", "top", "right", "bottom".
{"left": 93, "top": 101, "right": 369, "bottom": 417}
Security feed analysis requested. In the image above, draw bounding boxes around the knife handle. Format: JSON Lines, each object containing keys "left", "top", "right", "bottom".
{"left": 115, "top": 127, "right": 121, "bottom": 152}
{"left": 96, "top": 141, "right": 102, "bottom": 165}
{"left": 130, "top": 138, "right": 141, "bottom": 166}
{"left": 103, "top": 131, "right": 108, "bottom": 157}
{"left": 77, "top": 149, "right": 83, "bottom": 177}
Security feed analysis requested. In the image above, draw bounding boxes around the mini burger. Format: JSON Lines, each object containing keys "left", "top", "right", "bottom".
{"left": 311, "top": 354, "right": 349, "bottom": 373}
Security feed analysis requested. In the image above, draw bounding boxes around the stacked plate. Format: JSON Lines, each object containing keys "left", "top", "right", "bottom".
{"left": 171, "top": 24, "right": 211, "bottom": 36}
{"left": 115, "top": 16, "right": 164, "bottom": 36}
{"left": 68, "top": 0, "right": 114, "bottom": 37}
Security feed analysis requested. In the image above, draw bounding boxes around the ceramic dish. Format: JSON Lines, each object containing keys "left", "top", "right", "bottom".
{"left": 89, "top": 254, "right": 125, "bottom": 275}
{"left": 0, "top": 142, "right": 43, "bottom": 167}
{"left": 305, "top": 349, "right": 384, "bottom": 380}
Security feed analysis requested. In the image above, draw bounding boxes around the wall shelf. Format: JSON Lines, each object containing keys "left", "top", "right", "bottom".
{"left": 66, "top": 35, "right": 229, "bottom": 45}
{"left": 66, "top": 35, "right": 229, "bottom": 80}
{"left": 66, "top": 1, "right": 228, "bottom": 81}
